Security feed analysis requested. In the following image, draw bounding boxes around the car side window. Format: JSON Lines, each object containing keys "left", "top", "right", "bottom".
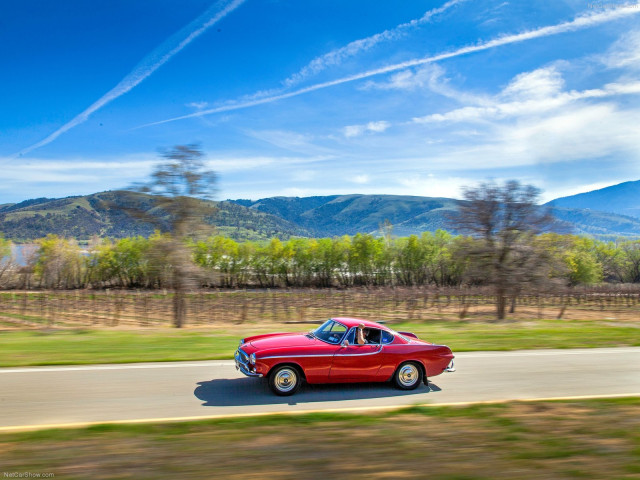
{"left": 381, "top": 330, "right": 394, "bottom": 344}
{"left": 344, "top": 328, "right": 356, "bottom": 345}
{"left": 365, "top": 328, "right": 381, "bottom": 345}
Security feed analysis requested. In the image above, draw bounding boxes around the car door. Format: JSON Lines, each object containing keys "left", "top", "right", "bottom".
{"left": 329, "top": 327, "right": 383, "bottom": 381}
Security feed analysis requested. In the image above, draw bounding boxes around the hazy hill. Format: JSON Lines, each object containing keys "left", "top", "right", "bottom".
{"left": 233, "top": 194, "right": 640, "bottom": 238}
{"left": 3, "top": 186, "right": 640, "bottom": 241}
{"left": 546, "top": 180, "right": 640, "bottom": 219}
{"left": 0, "top": 191, "right": 310, "bottom": 242}
{"left": 231, "top": 195, "right": 460, "bottom": 236}
{"left": 549, "top": 207, "right": 640, "bottom": 237}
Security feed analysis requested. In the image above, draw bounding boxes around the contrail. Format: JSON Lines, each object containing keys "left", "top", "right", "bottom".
{"left": 283, "top": 0, "right": 468, "bottom": 88}
{"left": 142, "top": 4, "right": 640, "bottom": 128}
{"left": 14, "top": 0, "right": 247, "bottom": 157}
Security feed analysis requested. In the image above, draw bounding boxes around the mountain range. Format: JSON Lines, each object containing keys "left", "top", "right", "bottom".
{"left": 1, "top": 180, "right": 639, "bottom": 241}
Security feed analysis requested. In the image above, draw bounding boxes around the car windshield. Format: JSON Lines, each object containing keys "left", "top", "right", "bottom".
{"left": 312, "top": 319, "right": 348, "bottom": 345}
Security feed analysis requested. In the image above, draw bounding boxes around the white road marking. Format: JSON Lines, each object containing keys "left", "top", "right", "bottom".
{"left": 1, "top": 347, "right": 638, "bottom": 373}
{"left": 0, "top": 362, "right": 235, "bottom": 373}
{"left": 457, "top": 347, "right": 640, "bottom": 358}
{"left": 1, "top": 392, "right": 638, "bottom": 434}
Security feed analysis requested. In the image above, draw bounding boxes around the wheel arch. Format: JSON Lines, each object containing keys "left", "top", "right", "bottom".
{"left": 391, "top": 359, "right": 427, "bottom": 382}
{"left": 267, "top": 361, "right": 307, "bottom": 381}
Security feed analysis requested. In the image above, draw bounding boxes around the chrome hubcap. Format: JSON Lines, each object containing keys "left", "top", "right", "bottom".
{"left": 398, "top": 364, "right": 419, "bottom": 387}
{"left": 274, "top": 368, "right": 297, "bottom": 392}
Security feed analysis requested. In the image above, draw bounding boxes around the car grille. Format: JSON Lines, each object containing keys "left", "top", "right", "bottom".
{"left": 237, "top": 348, "right": 249, "bottom": 363}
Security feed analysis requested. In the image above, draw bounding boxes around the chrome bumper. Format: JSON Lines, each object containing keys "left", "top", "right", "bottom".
{"left": 444, "top": 359, "right": 456, "bottom": 373}
{"left": 235, "top": 349, "right": 262, "bottom": 377}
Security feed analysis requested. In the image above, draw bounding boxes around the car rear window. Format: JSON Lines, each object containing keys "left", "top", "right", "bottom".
{"left": 381, "top": 330, "right": 394, "bottom": 344}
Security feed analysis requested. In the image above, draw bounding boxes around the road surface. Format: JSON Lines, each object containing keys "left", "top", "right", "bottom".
{"left": 1, "top": 347, "right": 639, "bottom": 431}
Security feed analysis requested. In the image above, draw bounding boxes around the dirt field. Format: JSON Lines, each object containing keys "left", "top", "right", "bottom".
{"left": 1, "top": 288, "right": 639, "bottom": 330}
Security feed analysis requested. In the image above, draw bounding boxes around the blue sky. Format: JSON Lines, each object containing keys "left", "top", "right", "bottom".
{"left": 2, "top": 0, "right": 640, "bottom": 203}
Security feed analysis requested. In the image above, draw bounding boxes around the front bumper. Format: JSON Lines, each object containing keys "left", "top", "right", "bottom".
{"left": 235, "top": 349, "right": 263, "bottom": 377}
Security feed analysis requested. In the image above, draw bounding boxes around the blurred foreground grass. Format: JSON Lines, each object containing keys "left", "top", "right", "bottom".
{"left": 0, "top": 319, "right": 638, "bottom": 367}
{"left": 1, "top": 398, "right": 639, "bottom": 479}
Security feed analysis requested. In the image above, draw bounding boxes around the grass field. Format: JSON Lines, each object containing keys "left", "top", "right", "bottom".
{"left": 1, "top": 398, "right": 638, "bottom": 479}
{"left": 0, "top": 319, "right": 638, "bottom": 367}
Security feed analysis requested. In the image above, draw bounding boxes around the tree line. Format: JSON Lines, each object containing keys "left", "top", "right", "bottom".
{"left": 1, "top": 230, "right": 638, "bottom": 291}
{"left": 3, "top": 145, "right": 639, "bottom": 323}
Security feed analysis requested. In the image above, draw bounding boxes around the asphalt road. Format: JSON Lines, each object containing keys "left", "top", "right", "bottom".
{"left": 1, "top": 347, "right": 639, "bottom": 431}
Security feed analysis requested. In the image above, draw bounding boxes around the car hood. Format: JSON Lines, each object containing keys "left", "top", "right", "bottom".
{"left": 250, "top": 332, "right": 317, "bottom": 350}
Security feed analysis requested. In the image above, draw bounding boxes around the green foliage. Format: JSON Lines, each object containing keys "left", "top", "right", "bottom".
{"left": 0, "top": 234, "right": 11, "bottom": 259}
{"left": 8, "top": 231, "right": 640, "bottom": 289}
{"left": 0, "top": 235, "right": 13, "bottom": 287}
{"left": 34, "top": 234, "right": 86, "bottom": 289}
{"left": 563, "top": 236, "right": 604, "bottom": 285}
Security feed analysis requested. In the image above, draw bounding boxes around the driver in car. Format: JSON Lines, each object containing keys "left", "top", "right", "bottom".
{"left": 356, "top": 323, "right": 368, "bottom": 345}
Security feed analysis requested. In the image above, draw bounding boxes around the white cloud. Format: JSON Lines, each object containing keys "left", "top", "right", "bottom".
{"left": 208, "top": 154, "right": 332, "bottom": 172}
{"left": 412, "top": 75, "right": 640, "bottom": 124}
{"left": 282, "top": 0, "right": 467, "bottom": 88}
{"left": 343, "top": 125, "right": 364, "bottom": 138}
{"left": 396, "top": 174, "right": 468, "bottom": 198}
{"left": 187, "top": 101, "right": 209, "bottom": 109}
{"left": 0, "top": 155, "right": 157, "bottom": 200}
{"left": 494, "top": 103, "right": 640, "bottom": 163}
{"left": 364, "top": 64, "right": 491, "bottom": 107}
{"left": 363, "top": 67, "right": 437, "bottom": 91}
{"left": 343, "top": 120, "right": 390, "bottom": 137}
{"left": 366, "top": 121, "right": 391, "bottom": 133}
{"left": 540, "top": 181, "right": 627, "bottom": 203}
{"left": 409, "top": 102, "right": 640, "bottom": 172}
{"left": 352, "top": 174, "right": 370, "bottom": 184}
{"left": 145, "top": 5, "right": 640, "bottom": 128}
{"left": 245, "top": 129, "right": 337, "bottom": 155}
{"left": 502, "top": 66, "right": 565, "bottom": 99}
{"left": 15, "top": 0, "right": 247, "bottom": 157}
{"left": 601, "top": 29, "right": 640, "bottom": 69}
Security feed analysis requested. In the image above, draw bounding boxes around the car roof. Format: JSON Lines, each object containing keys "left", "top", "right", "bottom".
{"left": 331, "top": 317, "right": 389, "bottom": 330}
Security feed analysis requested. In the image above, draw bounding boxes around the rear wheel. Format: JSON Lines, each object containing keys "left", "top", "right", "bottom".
{"left": 269, "top": 365, "right": 301, "bottom": 396}
{"left": 393, "top": 362, "right": 423, "bottom": 390}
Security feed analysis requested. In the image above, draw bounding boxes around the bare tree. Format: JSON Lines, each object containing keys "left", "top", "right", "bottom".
{"left": 452, "top": 180, "right": 553, "bottom": 320}
{"left": 128, "top": 144, "right": 218, "bottom": 327}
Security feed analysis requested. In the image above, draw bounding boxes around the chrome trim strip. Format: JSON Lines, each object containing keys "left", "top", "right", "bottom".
{"left": 259, "top": 354, "right": 335, "bottom": 359}
{"left": 260, "top": 346, "right": 383, "bottom": 360}
{"left": 334, "top": 351, "right": 381, "bottom": 357}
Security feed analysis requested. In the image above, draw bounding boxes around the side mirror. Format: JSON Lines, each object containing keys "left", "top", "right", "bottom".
{"left": 341, "top": 340, "right": 349, "bottom": 347}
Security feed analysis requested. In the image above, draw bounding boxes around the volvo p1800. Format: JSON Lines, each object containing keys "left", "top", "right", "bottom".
{"left": 235, "top": 317, "right": 455, "bottom": 395}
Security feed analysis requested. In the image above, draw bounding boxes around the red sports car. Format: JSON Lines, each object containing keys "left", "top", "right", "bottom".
{"left": 235, "top": 317, "right": 455, "bottom": 395}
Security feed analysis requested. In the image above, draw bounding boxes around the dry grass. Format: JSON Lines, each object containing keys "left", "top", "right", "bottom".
{"left": 1, "top": 399, "right": 638, "bottom": 479}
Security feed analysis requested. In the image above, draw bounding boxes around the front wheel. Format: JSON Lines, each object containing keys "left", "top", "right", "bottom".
{"left": 269, "top": 365, "right": 302, "bottom": 396}
{"left": 393, "top": 362, "right": 423, "bottom": 390}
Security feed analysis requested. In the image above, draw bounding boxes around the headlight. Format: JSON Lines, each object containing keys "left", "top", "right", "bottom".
{"left": 239, "top": 339, "right": 244, "bottom": 347}
{"left": 249, "top": 353, "right": 256, "bottom": 364}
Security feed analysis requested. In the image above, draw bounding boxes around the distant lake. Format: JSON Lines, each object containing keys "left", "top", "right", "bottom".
{"left": 10, "top": 244, "right": 38, "bottom": 266}
{"left": 8, "top": 244, "right": 90, "bottom": 266}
